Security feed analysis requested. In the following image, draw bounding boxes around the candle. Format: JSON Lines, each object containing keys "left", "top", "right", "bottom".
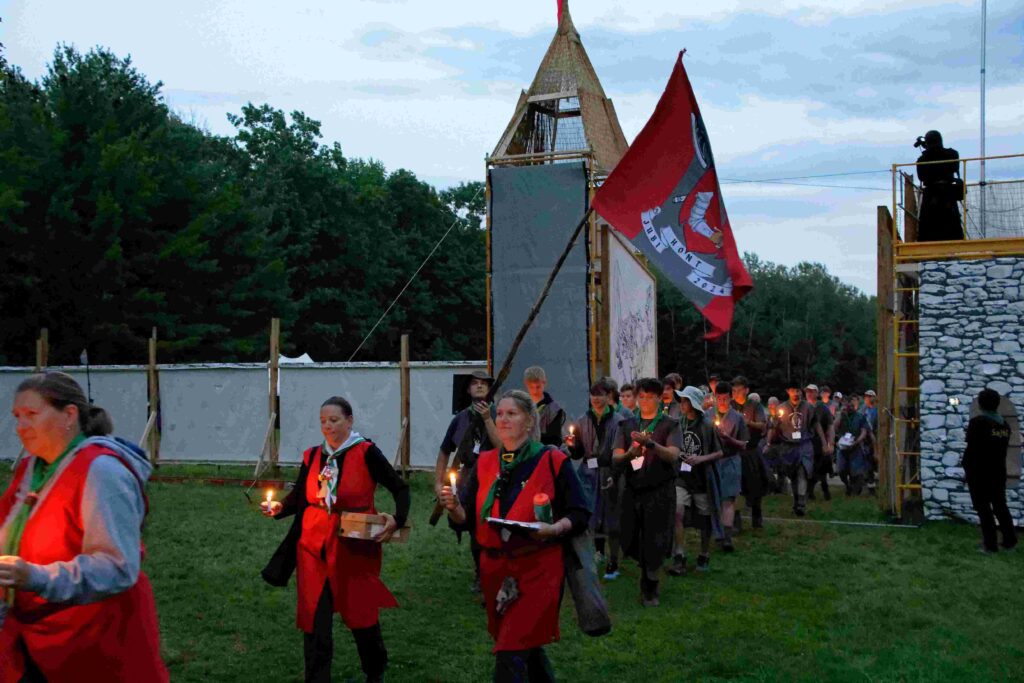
{"left": 714, "top": 418, "right": 721, "bottom": 427}
{"left": 449, "top": 471, "right": 457, "bottom": 500}
{"left": 265, "top": 489, "right": 273, "bottom": 514}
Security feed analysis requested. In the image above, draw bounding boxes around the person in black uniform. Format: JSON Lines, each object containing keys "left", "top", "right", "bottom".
{"left": 915, "top": 130, "right": 964, "bottom": 242}
{"left": 805, "top": 384, "right": 835, "bottom": 501}
{"left": 963, "top": 388, "right": 1018, "bottom": 553}
{"left": 613, "top": 377, "right": 683, "bottom": 607}
{"left": 524, "top": 366, "right": 568, "bottom": 446}
{"left": 434, "top": 370, "right": 500, "bottom": 592}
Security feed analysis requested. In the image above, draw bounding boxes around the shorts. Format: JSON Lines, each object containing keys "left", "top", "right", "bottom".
{"left": 675, "top": 484, "right": 711, "bottom": 516}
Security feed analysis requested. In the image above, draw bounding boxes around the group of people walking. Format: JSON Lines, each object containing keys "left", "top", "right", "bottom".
{"left": 0, "top": 368, "right": 1013, "bottom": 682}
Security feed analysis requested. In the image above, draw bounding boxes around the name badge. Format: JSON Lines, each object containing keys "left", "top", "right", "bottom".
{"left": 473, "top": 441, "right": 481, "bottom": 455}
{"left": 791, "top": 431, "right": 801, "bottom": 440}
{"left": 680, "top": 462, "right": 693, "bottom": 472}
{"left": 587, "top": 458, "right": 599, "bottom": 470}
{"left": 630, "top": 457, "right": 644, "bottom": 471}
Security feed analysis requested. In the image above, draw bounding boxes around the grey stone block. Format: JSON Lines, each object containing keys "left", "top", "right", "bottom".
{"left": 987, "top": 381, "right": 1013, "bottom": 395}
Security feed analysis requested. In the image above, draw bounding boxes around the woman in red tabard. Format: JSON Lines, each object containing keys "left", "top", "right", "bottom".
{"left": 262, "top": 396, "right": 409, "bottom": 683}
{"left": 0, "top": 372, "right": 168, "bottom": 682}
{"left": 442, "top": 390, "right": 590, "bottom": 682}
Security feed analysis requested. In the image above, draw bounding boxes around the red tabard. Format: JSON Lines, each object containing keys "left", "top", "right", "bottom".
{"left": 296, "top": 443, "right": 398, "bottom": 632}
{"left": 475, "top": 447, "right": 566, "bottom": 652}
{"left": 0, "top": 444, "right": 168, "bottom": 683}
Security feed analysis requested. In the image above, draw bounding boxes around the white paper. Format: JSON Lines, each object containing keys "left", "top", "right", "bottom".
{"left": 680, "top": 462, "right": 693, "bottom": 472}
{"left": 486, "top": 517, "right": 544, "bottom": 531}
{"left": 631, "top": 457, "right": 644, "bottom": 471}
{"left": 791, "top": 431, "right": 801, "bottom": 440}
{"left": 587, "top": 458, "right": 599, "bottom": 469}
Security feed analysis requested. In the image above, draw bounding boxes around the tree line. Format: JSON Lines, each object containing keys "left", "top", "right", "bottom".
{"left": 0, "top": 45, "right": 875, "bottom": 392}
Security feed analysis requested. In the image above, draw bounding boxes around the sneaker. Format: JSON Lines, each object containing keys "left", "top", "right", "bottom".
{"left": 722, "top": 539, "right": 735, "bottom": 553}
{"left": 641, "top": 596, "right": 660, "bottom": 607}
{"left": 603, "top": 564, "right": 621, "bottom": 580}
{"left": 793, "top": 507, "right": 806, "bottom": 517}
{"left": 666, "top": 555, "right": 687, "bottom": 576}
{"left": 695, "top": 554, "right": 710, "bottom": 572}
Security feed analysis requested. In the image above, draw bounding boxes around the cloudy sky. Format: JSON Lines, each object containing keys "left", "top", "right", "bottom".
{"left": 3, "top": 0, "right": 1022, "bottom": 294}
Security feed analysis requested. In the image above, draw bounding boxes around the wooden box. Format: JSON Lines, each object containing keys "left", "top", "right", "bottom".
{"left": 338, "top": 512, "right": 411, "bottom": 544}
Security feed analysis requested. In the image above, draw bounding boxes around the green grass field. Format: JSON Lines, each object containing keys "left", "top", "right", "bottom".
{"left": 4, "top": 467, "right": 1023, "bottom": 682}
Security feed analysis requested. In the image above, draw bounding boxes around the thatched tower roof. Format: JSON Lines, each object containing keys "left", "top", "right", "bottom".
{"left": 491, "top": 1, "right": 629, "bottom": 175}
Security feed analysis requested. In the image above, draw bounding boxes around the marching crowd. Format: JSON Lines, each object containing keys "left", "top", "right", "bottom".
{"left": 0, "top": 368, "right": 1011, "bottom": 682}
{"left": 434, "top": 368, "right": 882, "bottom": 609}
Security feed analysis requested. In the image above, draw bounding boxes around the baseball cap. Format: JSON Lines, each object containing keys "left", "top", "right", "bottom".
{"left": 805, "top": 384, "right": 819, "bottom": 392}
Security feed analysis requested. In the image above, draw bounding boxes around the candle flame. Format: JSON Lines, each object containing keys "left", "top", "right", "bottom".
{"left": 449, "top": 471, "right": 457, "bottom": 488}
{"left": 265, "top": 489, "right": 273, "bottom": 504}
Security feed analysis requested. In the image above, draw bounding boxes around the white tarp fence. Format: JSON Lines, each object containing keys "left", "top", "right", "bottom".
{"left": 0, "top": 362, "right": 484, "bottom": 469}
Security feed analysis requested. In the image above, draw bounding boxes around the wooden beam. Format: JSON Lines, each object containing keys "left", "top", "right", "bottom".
{"left": 485, "top": 171, "right": 493, "bottom": 376}
{"left": 876, "top": 206, "right": 896, "bottom": 514}
{"left": 269, "top": 318, "right": 281, "bottom": 469}
{"left": 147, "top": 328, "right": 161, "bottom": 465}
{"left": 895, "top": 236, "right": 1024, "bottom": 262}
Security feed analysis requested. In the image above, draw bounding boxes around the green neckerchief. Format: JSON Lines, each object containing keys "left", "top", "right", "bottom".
{"left": 637, "top": 412, "right": 665, "bottom": 435}
{"left": 589, "top": 405, "right": 611, "bottom": 422}
{"left": 3, "top": 434, "right": 85, "bottom": 558}
{"left": 480, "top": 440, "right": 543, "bottom": 524}
{"left": 981, "top": 410, "right": 1005, "bottom": 425}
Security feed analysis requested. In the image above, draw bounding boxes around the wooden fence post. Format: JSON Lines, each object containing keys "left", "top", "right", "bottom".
{"left": 36, "top": 328, "right": 49, "bottom": 371}
{"left": 269, "top": 318, "right": 281, "bottom": 472}
{"left": 400, "top": 334, "right": 411, "bottom": 478}
{"left": 147, "top": 328, "right": 161, "bottom": 465}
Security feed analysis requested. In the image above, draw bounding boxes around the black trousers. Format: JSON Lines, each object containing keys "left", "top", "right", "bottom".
{"left": 966, "top": 471, "right": 1018, "bottom": 552}
{"left": 16, "top": 638, "right": 46, "bottom": 683}
{"left": 494, "top": 648, "right": 555, "bottom": 683}
{"left": 304, "top": 581, "right": 388, "bottom": 683}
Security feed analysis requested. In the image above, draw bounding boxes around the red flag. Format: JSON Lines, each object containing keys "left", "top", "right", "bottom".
{"left": 557, "top": 0, "right": 564, "bottom": 24}
{"left": 593, "top": 52, "right": 752, "bottom": 339}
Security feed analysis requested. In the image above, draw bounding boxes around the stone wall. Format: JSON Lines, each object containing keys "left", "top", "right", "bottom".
{"left": 918, "top": 256, "right": 1024, "bottom": 523}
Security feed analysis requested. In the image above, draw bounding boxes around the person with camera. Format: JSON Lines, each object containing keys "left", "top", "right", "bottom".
{"left": 915, "top": 130, "right": 964, "bottom": 242}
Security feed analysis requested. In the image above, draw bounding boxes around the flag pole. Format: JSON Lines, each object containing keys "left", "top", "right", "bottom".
{"left": 490, "top": 207, "right": 595, "bottom": 395}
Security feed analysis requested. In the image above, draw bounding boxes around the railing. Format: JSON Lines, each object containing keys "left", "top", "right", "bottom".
{"left": 892, "top": 153, "right": 1024, "bottom": 238}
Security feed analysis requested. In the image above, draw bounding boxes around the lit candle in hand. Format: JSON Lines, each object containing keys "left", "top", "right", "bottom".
{"left": 449, "top": 471, "right": 458, "bottom": 504}
{"left": 265, "top": 489, "right": 273, "bottom": 514}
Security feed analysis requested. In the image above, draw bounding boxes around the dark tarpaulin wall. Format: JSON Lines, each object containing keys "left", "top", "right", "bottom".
{"left": 489, "top": 162, "right": 590, "bottom": 418}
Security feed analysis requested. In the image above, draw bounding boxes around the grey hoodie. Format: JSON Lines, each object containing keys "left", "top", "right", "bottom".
{"left": 0, "top": 436, "right": 152, "bottom": 626}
